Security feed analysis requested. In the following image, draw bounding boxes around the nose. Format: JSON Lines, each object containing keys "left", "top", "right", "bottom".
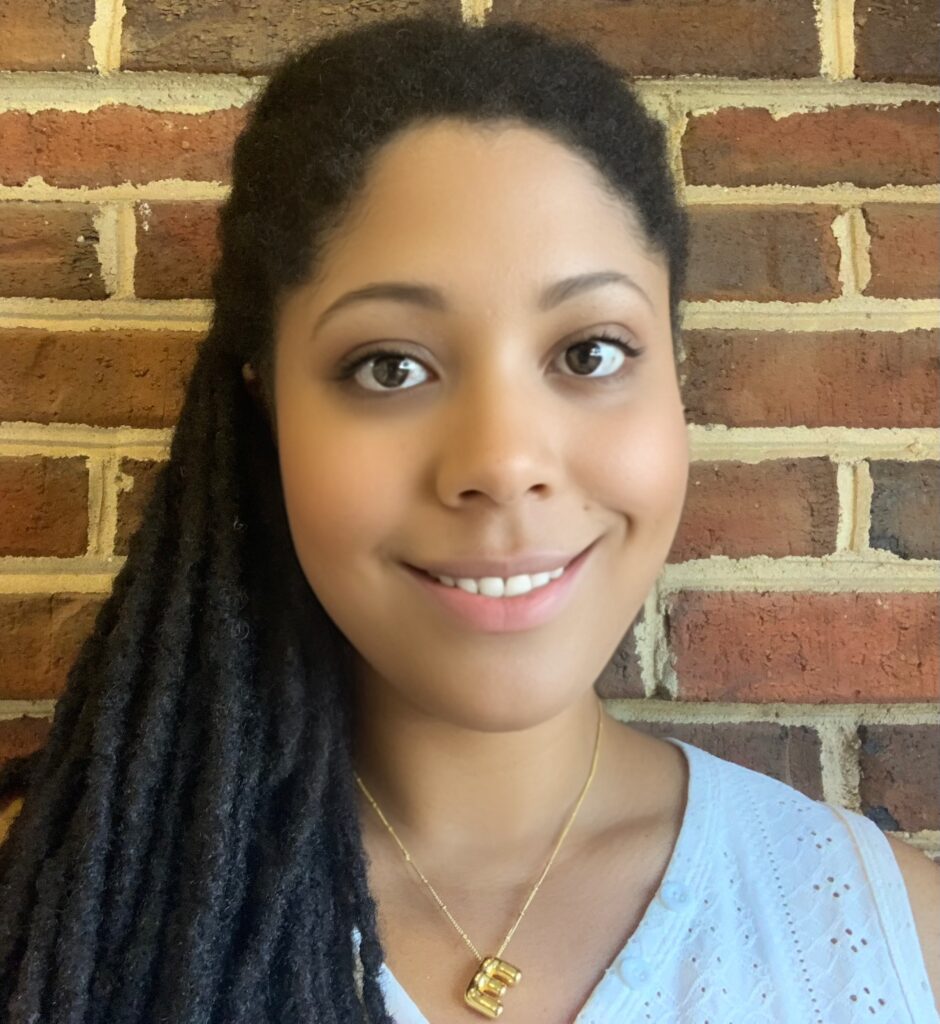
{"left": 433, "top": 370, "right": 560, "bottom": 508}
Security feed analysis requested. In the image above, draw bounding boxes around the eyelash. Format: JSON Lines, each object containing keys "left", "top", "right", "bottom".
{"left": 334, "top": 331, "right": 645, "bottom": 394}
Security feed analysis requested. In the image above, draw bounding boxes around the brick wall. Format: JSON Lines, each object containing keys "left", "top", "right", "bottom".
{"left": 0, "top": 1, "right": 937, "bottom": 858}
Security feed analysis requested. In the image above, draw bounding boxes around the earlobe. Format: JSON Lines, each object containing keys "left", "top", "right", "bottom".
{"left": 242, "top": 361, "right": 262, "bottom": 403}
{"left": 241, "top": 362, "right": 278, "bottom": 446}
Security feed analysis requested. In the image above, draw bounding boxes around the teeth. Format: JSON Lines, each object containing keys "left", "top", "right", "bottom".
{"left": 430, "top": 565, "right": 565, "bottom": 597}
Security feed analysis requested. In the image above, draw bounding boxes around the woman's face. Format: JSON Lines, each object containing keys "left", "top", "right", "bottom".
{"left": 269, "top": 120, "right": 689, "bottom": 731}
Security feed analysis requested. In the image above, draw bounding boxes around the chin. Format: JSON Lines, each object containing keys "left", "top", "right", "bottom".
{"left": 417, "top": 683, "right": 577, "bottom": 735}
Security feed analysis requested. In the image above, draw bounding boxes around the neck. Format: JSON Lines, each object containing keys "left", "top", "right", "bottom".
{"left": 351, "top": 668, "right": 605, "bottom": 887}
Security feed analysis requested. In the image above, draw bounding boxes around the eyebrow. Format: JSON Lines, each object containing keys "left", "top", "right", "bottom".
{"left": 312, "top": 270, "right": 654, "bottom": 333}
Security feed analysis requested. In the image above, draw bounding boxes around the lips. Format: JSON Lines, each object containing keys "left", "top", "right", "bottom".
{"left": 406, "top": 538, "right": 597, "bottom": 580}
{"left": 402, "top": 537, "right": 597, "bottom": 632}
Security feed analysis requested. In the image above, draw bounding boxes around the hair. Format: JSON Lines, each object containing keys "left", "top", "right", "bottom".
{"left": 0, "top": 14, "right": 688, "bottom": 1023}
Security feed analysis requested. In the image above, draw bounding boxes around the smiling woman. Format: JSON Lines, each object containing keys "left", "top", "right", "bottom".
{"left": 0, "top": 14, "right": 937, "bottom": 1024}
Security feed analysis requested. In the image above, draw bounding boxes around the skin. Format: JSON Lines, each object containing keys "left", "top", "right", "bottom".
{"left": 265, "top": 118, "right": 691, "bottom": 873}
{"left": 0, "top": 116, "right": 934, "bottom": 1020}
{"left": 247, "top": 118, "right": 940, "bottom": 1015}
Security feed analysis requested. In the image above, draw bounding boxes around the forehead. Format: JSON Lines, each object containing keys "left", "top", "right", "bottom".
{"left": 304, "top": 120, "right": 667, "bottom": 316}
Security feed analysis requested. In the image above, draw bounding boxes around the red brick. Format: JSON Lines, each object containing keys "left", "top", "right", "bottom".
{"left": 0, "top": 716, "right": 52, "bottom": 768}
{"left": 630, "top": 720, "right": 823, "bottom": 799}
{"left": 870, "top": 460, "right": 940, "bottom": 560}
{"left": 0, "top": 594, "right": 103, "bottom": 699}
{"left": 135, "top": 201, "right": 220, "bottom": 299}
{"left": 0, "top": 0, "right": 95, "bottom": 71}
{"left": 863, "top": 204, "right": 940, "bottom": 299}
{"left": 122, "top": 0, "right": 458, "bottom": 74}
{"left": 680, "top": 329, "right": 939, "bottom": 429}
{"left": 0, "top": 456, "right": 88, "bottom": 557}
{"left": 858, "top": 724, "right": 940, "bottom": 831}
{"left": 489, "top": 0, "right": 819, "bottom": 78}
{"left": 0, "top": 328, "right": 200, "bottom": 428}
{"left": 0, "top": 106, "right": 248, "bottom": 188}
{"left": 855, "top": 2, "right": 940, "bottom": 85}
{"left": 683, "top": 104, "right": 940, "bottom": 187}
{"left": 115, "top": 458, "right": 165, "bottom": 556}
{"left": 668, "top": 459, "right": 838, "bottom": 563}
{"left": 670, "top": 591, "right": 940, "bottom": 704}
{"left": 0, "top": 203, "right": 107, "bottom": 299}
{"left": 687, "top": 206, "right": 841, "bottom": 302}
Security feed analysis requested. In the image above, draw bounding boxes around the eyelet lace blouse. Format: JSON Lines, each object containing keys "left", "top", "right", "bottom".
{"left": 352, "top": 737, "right": 938, "bottom": 1023}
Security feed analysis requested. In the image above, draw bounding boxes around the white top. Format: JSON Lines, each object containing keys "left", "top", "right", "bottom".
{"left": 352, "top": 737, "right": 938, "bottom": 1023}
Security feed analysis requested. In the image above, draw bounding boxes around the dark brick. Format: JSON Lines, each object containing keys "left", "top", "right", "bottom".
{"left": 855, "top": 1, "right": 940, "bottom": 84}
{"left": 135, "top": 201, "right": 220, "bottom": 299}
{"left": 630, "top": 720, "right": 823, "bottom": 799}
{"left": 122, "top": 0, "right": 459, "bottom": 74}
{"left": 0, "top": 106, "right": 248, "bottom": 188}
{"left": 115, "top": 459, "right": 165, "bottom": 556}
{"left": 686, "top": 206, "right": 841, "bottom": 302}
{"left": 0, "top": 203, "right": 106, "bottom": 299}
{"left": 489, "top": 0, "right": 819, "bottom": 78}
{"left": 668, "top": 459, "right": 838, "bottom": 563}
{"left": 858, "top": 724, "right": 940, "bottom": 831}
{"left": 863, "top": 204, "right": 940, "bottom": 299}
{"left": 683, "top": 104, "right": 940, "bottom": 187}
{"left": 680, "top": 329, "right": 939, "bottom": 430}
{"left": 869, "top": 460, "right": 940, "bottom": 560}
{"left": 595, "top": 617, "right": 645, "bottom": 700}
{"left": 0, "top": 0, "right": 95, "bottom": 70}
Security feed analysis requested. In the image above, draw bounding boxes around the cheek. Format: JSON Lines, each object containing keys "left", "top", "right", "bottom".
{"left": 274, "top": 409, "right": 411, "bottom": 593}
{"left": 578, "top": 394, "right": 690, "bottom": 530}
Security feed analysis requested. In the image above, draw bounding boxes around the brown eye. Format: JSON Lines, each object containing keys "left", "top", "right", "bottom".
{"left": 336, "top": 349, "right": 430, "bottom": 392}
{"left": 558, "top": 332, "right": 644, "bottom": 378}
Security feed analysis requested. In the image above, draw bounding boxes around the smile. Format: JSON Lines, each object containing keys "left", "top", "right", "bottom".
{"left": 401, "top": 539, "right": 598, "bottom": 633}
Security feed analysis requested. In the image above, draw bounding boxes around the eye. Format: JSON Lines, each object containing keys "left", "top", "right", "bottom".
{"left": 335, "top": 348, "right": 431, "bottom": 393}
{"left": 335, "top": 331, "right": 645, "bottom": 395}
{"left": 556, "top": 331, "right": 645, "bottom": 379}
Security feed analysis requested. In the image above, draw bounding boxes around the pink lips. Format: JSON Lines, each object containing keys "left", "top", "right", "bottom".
{"left": 402, "top": 539, "right": 597, "bottom": 633}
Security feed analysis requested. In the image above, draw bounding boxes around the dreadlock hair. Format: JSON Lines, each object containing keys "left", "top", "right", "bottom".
{"left": 0, "top": 13, "right": 689, "bottom": 1023}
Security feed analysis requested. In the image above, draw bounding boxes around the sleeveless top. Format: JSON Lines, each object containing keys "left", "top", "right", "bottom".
{"left": 352, "top": 737, "right": 938, "bottom": 1023}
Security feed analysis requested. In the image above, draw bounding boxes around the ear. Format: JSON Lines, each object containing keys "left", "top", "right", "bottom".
{"left": 242, "top": 362, "right": 278, "bottom": 444}
{"left": 242, "top": 361, "right": 264, "bottom": 405}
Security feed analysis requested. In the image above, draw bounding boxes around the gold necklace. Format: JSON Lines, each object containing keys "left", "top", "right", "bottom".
{"left": 354, "top": 702, "right": 603, "bottom": 1019}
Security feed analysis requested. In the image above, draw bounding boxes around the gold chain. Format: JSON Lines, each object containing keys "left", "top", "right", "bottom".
{"left": 354, "top": 701, "right": 603, "bottom": 965}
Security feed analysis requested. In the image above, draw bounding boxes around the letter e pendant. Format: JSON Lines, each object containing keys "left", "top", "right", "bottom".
{"left": 464, "top": 956, "right": 522, "bottom": 1018}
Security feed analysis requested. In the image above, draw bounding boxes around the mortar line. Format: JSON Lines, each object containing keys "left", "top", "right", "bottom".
{"left": 94, "top": 452, "right": 122, "bottom": 557}
{"left": 89, "top": 0, "right": 125, "bottom": 74}
{"left": 90, "top": 204, "right": 121, "bottom": 297}
{"left": 831, "top": 209, "right": 858, "bottom": 296}
{"left": 818, "top": 717, "right": 862, "bottom": 809}
{"left": 0, "top": 424, "right": 937, "bottom": 461}
{"left": 849, "top": 205, "right": 873, "bottom": 293}
{"left": 115, "top": 202, "right": 138, "bottom": 298}
{"left": 1, "top": 296, "right": 937, "bottom": 335}
{"left": 84, "top": 453, "right": 109, "bottom": 557}
{"left": 637, "top": 587, "right": 665, "bottom": 698}
{"left": 817, "top": 0, "right": 857, "bottom": 80}
{"left": 0, "top": 72, "right": 937, "bottom": 115}
{"left": 2, "top": 181, "right": 937, "bottom": 206}
{"left": 462, "top": 0, "right": 491, "bottom": 25}
{"left": 853, "top": 460, "right": 875, "bottom": 554}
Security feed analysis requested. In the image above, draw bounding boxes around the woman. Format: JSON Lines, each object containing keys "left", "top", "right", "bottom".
{"left": 0, "top": 15, "right": 937, "bottom": 1024}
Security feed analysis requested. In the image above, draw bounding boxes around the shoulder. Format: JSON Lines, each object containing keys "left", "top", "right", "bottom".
{"left": 884, "top": 832, "right": 940, "bottom": 1011}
